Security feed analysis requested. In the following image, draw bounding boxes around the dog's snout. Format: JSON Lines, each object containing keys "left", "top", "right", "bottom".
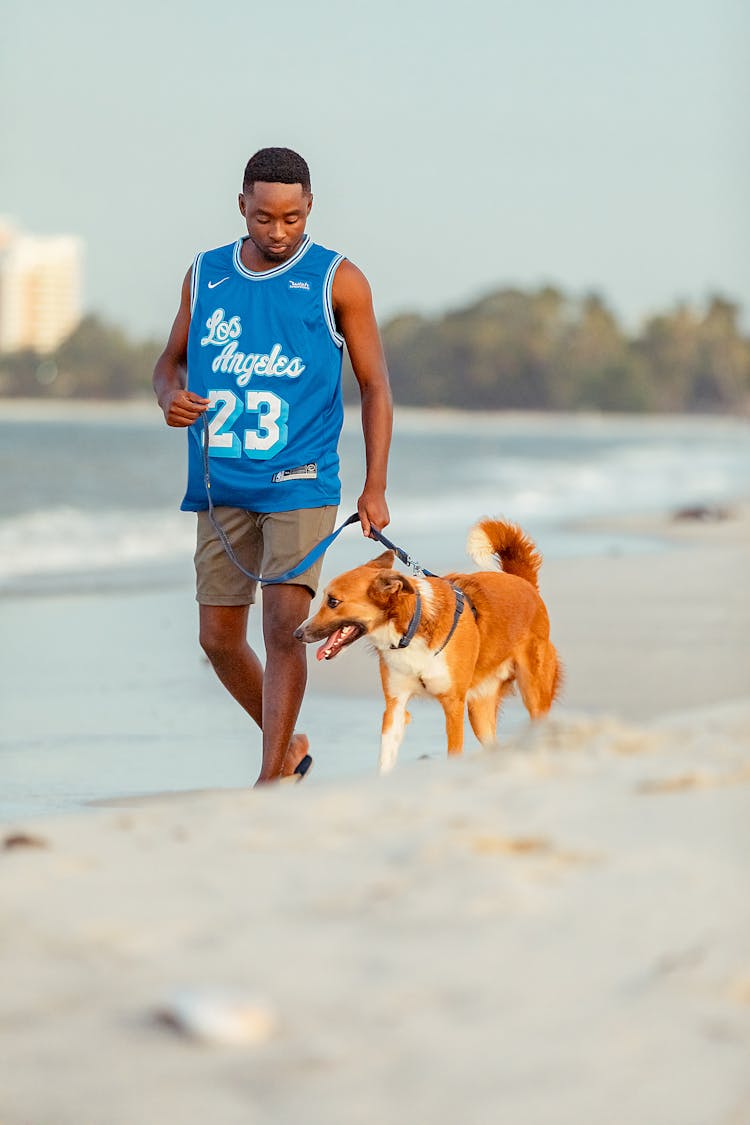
{"left": 293, "top": 624, "right": 306, "bottom": 641}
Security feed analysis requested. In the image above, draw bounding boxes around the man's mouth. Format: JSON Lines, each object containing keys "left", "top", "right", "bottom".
{"left": 316, "top": 623, "right": 366, "bottom": 661}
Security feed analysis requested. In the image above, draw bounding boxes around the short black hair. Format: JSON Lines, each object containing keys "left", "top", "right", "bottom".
{"left": 242, "top": 148, "right": 311, "bottom": 194}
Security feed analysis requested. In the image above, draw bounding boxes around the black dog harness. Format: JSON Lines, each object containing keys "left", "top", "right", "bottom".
{"left": 393, "top": 581, "right": 475, "bottom": 655}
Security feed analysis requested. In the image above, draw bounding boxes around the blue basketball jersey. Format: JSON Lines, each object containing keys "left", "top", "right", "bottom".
{"left": 180, "top": 235, "right": 345, "bottom": 512}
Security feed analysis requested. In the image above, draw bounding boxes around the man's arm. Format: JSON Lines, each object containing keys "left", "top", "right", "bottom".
{"left": 153, "top": 268, "right": 210, "bottom": 427}
{"left": 332, "top": 260, "right": 393, "bottom": 536}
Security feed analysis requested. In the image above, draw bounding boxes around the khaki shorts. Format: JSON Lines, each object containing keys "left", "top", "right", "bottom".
{"left": 195, "top": 506, "right": 338, "bottom": 605}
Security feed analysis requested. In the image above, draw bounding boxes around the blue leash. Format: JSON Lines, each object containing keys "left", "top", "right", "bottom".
{"left": 200, "top": 416, "right": 432, "bottom": 585}
{"left": 200, "top": 418, "right": 472, "bottom": 652}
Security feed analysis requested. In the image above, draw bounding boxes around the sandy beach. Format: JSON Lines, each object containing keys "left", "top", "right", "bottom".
{"left": 1, "top": 505, "right": 749, "bottom": 1124}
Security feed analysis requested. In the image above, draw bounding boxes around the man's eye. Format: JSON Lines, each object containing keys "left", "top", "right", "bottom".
{"left": 327, "top": 595, "right": 341, "bottom": 609}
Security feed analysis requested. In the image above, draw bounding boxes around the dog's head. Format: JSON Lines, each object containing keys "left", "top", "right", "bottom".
{"left": 294, "top": 551, "right": 417, "bottom": 660}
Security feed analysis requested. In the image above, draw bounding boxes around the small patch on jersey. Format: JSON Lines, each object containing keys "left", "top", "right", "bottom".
{"left": 272, "top": 463, "right": 318, "bottom": 483}
{"left": 288, "top": 280, "right": 310, "bottom": 290}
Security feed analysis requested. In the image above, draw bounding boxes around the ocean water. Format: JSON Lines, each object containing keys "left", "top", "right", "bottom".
{"left": 2, "top": 402, "right": 749, "bottom": 593}
{"left": 1, "top": 402, "right": 749, "bottom": 820}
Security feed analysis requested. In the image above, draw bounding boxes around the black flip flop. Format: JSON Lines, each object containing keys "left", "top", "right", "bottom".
{"left": 279, "top": 752, "right": 314, "bottom": 784}
{"left": 293, "top": 753, "right": 313, "bottom": 780}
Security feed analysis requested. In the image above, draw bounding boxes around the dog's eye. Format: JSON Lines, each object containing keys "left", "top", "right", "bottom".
{"left": 326, "top": 595, "right": 341, "bottom": 609}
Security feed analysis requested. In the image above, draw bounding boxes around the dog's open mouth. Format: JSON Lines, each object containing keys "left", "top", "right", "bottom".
{"left": 316, "top": 622, "right": 366, "bottom": 661}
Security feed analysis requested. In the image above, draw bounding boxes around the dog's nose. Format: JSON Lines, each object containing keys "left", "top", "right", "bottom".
{"left": 293, "top": 625, "right": 305, "bottom": 641}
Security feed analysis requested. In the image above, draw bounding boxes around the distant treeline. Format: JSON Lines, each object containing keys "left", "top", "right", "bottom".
{"left": 1, "top": 288, "right": 748, "bottom": 413}
{"left": 0, "top": 316, "right": 160, "bottom": 400}
{"left": 365, "top": 288, "right": 750, "bottom": 413}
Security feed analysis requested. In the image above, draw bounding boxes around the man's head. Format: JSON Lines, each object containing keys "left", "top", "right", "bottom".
{"left": 242, "top": 147, "right": 311, "bottom": 195}
{"left": 239, "top": 147, "right": 313, "bottom": 266}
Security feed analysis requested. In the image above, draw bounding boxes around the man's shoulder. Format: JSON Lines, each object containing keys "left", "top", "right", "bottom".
{"left": 329, "top": 258, "right": 372, "bottom": 303}
{"left": 303, "top": 240, "right": 346, "bottom": 271}
{"left": 195, "top": 240, "right": 237, "bottom": 264}
{"left": 308, "top": 239, "right": 343, "bottom": 257}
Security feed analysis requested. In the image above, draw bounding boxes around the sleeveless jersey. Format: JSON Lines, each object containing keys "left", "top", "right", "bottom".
{"left": 180, "top": 234, "right": 345, "bottom": 513}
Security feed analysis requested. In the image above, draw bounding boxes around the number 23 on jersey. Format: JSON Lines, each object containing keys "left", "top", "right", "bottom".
{"left": 206, "top": 388, "right": 289, "bottom": 460}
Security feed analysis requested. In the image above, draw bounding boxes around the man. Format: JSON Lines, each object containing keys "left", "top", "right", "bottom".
{"left": 153, "top": 147, "right": 392, "bottom": 784}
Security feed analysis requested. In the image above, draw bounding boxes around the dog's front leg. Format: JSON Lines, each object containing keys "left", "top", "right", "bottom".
{"left": 379, "top": 693, "right": 411, "bottom": 773}
{"left": 439, "top": 694, "right": 467, "bottom": 757}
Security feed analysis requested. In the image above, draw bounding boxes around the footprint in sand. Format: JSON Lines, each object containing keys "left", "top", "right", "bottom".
{"left": 470, "top": 835, "right": 598, "bottom": 866}
{"left": 637, "top": 764, "right": 750, "bottom": 794}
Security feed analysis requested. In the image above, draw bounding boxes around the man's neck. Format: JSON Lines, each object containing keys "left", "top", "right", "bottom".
{"left": 240, "top": 235, "right": 306, "bottom": 273}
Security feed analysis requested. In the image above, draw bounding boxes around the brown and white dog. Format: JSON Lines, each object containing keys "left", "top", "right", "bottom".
{"left": 294, "top": 519, "right": 562, "bottom": 772}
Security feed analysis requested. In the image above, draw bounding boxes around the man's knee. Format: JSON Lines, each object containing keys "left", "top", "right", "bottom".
{"left": 198, "top": 606, "right": 248, "bottom": 666}
{"left": 199, "top": 629, "right": 231, "bottom": 667}
{"left": 262, "top": 585, "right": 312, "bottom": 655}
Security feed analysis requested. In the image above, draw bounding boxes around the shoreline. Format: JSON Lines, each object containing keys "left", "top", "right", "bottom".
{"left": 1, "top": 498, "right": 748, "bottom": 819}
{"left": 2, "top": 394, "right": 749, "bottom": 425}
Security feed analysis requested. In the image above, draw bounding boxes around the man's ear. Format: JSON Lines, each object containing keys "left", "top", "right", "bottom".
{"left": 368, "top": 571, "right": 415, "bottom": 606}
{"left": 366, "top": 550, "right": 395, "bottom": 569}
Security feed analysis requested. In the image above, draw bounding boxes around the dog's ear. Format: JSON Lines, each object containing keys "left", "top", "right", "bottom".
{"left": 368, "top": 571, "right": 415, "bottom": 606}
{"left": 366, "top": 550, "right": 396, "bottom": 569}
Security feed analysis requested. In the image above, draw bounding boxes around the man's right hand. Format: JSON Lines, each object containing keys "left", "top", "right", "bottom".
{"left": 160, "top": 389, "right": 210, "bottom": 427}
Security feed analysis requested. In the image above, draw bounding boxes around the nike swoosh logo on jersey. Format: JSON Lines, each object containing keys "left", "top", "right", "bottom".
{"left": 207, "top": 277, "right": 230, "bottom": 289}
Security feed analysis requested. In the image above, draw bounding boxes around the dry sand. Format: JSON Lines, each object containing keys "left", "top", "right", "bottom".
{"left": 1, "top": 508, "right": 749, "bottom": 1125}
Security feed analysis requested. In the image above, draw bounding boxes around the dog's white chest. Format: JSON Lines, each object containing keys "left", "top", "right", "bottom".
{"left": 380, "top": 637, "right": 452, "bottom": 698}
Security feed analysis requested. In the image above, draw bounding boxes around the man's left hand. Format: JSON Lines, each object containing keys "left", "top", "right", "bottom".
{"left": 357, "top": 488, "right": 390, "bottom": 537}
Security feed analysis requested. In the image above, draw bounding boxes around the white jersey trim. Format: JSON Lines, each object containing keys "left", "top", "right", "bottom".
{"left": 233, "top": 234, "right": 312, "bottom": 281}
{"left": 190, "top": 252, "right": 203, "bottom": 315}
{"left": 323, "top": 254, "right": 345, "bottom": 348}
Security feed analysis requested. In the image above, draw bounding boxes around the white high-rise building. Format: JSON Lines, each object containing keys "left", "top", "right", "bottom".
{"left": 0, "top": 219, "right": 83, "bottom": 354}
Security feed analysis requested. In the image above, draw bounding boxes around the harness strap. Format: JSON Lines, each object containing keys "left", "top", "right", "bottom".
{"left": 391, "top": 588, "right": 422, "bottom": 650}
{"left": 434, "top": 585, "right": 467, "bottom": 655}
{"left": 392, "top": 581, "right": 477, "bottom": 654}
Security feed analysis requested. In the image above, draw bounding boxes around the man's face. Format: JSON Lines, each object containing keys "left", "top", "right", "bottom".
{"left": 238, "top": 182, "right": 313, "bottom": 265}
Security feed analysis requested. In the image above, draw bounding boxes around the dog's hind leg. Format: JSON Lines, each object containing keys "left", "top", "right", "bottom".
{"left": 379, "top": 692, "right": 412, "bottom": 773}
{"left": 516, "top": 638, "right": 559, "bottom": 719}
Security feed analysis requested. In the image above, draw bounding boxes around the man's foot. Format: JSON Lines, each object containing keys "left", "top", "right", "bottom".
{"left": 280, "top": 732, "right": 310, "bottom": 778}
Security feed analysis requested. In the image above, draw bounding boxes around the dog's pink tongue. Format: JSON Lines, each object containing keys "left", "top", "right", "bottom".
{"left": 316, "top": 627, "right": 346, "bottom": 662}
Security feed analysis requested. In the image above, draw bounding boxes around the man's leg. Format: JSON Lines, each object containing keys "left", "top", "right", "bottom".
{"left": 252, "top": 506, "right": 337, "bottom": 782}
{"left": 257, "top": 584, "right": 313, "bottom": 784}
{"left": 195, "top": 506, "right": 335, "bottom": 784}
{"left": 199, "top": 601, "right": 310, "bottom": 784}
{"left": 199, "top": 604, "right": 263, "bottom": 727}
{"left": 196, "top": 510, "right": 264, "bottom": 731}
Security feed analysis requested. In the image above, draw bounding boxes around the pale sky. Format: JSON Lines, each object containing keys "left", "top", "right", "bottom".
{"left": 2, "top": 0, "right": 748, "bottom": 341}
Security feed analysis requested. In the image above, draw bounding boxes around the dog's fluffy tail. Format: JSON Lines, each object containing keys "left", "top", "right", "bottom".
{"left": 466, "top": 518, "right": 543, "bottom": 589}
